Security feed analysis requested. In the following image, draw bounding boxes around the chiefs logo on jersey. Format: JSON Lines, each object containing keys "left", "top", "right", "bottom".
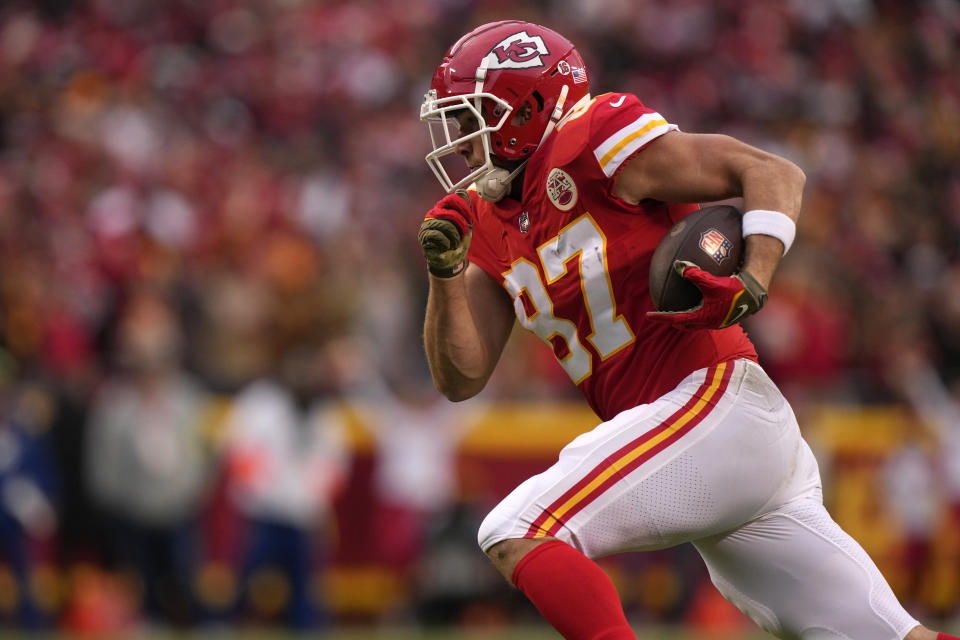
{"left": 485, "top": 31, "right": 550, "bottom": 69}
{"left": 546, "top": 168, "right": 578, "bottom": 211}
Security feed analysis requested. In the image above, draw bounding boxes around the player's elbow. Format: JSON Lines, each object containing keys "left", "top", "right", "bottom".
{"left": 780, "top": 157, "right": 806, "bottom": 195}
{"left": 742, "top": 152, "right": 806, "bottom": 218}
{"left": 441, "top": 387, "right": 480, "bottom": 403}
{"left": 780, "top": 159, "right": 806, "bottom": 220}
{"left": 755, "top": 152, "right": 805, "bottom": 188}
{"left": 432, "top": 375, "right": 484, "bottom": 402}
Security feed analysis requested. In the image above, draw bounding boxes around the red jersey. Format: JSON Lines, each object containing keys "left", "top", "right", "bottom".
{"left": 466, "top": 92, "right": 757, "bottom": 421}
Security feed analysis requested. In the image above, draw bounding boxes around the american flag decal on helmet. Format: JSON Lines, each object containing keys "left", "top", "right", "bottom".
{"left": 699, "top": 229, "right": 733, "bottom": 264}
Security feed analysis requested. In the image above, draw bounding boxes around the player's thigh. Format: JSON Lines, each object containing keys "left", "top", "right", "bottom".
{"left": 476, "top": 385, "right": 687, "bottom": 554}
{"left": 693, "top": 497, "right": 918, "bottom": 640}
{"left": 478, "top": 359, "right": 809, "bottom": 557}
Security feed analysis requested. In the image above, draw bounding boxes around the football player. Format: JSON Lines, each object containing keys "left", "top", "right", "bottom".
{"left": 417, "top": 20, "right": 956, "bottom": 640}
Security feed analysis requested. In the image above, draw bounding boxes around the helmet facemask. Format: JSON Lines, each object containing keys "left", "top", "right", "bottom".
{"left": 421, "top": 89, "right": 513, "bottom": 196}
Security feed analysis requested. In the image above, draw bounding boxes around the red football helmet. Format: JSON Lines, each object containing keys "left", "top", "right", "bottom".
{"left": 421, "top": 21, "right": 591, "bottom": 198}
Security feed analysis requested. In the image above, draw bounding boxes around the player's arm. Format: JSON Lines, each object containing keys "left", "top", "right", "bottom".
{"left": 613, "top": 131, "right": 804, "bottom": 290}
{"left": 424, "top": 264, "right": 515, "bottom": 401}
{"left": 419, "top": 192, "right": 515, "bottom": 400}
{"left": 615, "top": 131, "right": 804, "bottom": 328}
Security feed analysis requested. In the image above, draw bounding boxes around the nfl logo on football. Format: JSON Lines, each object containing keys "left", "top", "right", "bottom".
{"left": 699, "top": 229, "right": 733, "bottom": 264}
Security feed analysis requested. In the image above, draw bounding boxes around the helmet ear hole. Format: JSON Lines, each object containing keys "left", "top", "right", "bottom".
{"left": 532, "top": 91, "right": 545, "bottom": 112}
{"left": 511, "top": 101, "right": 534, "bottom": 127}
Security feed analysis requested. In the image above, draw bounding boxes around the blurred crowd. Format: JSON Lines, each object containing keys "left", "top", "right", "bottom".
{"left": 0, "top": 0, "right": 957, "bottom": 633}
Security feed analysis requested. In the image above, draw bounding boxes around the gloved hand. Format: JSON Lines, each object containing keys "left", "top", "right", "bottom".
{"left": 418, "top": 190, "right": 472, "bottom": 278}
{"left": 647, "top": 260, "right": 768, "bottom": 329}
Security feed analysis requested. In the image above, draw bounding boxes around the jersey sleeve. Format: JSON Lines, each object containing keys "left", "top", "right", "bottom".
{"left": 589, "top": 93, "right": 678, "bottom": 179}
{"left": 463, "top": 189, "right": 505, "bottom": 282}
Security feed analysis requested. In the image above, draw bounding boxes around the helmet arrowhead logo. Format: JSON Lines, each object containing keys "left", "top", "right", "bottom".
{"left": 485, "top": 31, "right": 549, "bottom": 69}
{"left": 494, "top": 40, "right": 539, "bottom": 64}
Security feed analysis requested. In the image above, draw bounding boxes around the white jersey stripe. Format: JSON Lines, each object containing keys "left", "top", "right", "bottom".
{"left": 593, "top": 112, "right": 678, "bottom": 177}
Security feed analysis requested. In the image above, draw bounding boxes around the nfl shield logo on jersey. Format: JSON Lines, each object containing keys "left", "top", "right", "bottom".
{"left": 519, "top": 211, "right": 530, "bottom": 233}
{"left": 546, "top": 168, "right": 578, "bottom": 211}
{"left": 699, "top": 228, "right": 733, "bottom": 264}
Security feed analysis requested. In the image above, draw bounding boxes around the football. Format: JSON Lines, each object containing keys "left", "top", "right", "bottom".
{"left": 649, "top": 205, "right": 744, "bottom": 312}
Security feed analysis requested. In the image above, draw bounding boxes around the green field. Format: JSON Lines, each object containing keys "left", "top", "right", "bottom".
{"left": 354, "top": 632, "right": 755, "bottom": 640}
{"left": 0, "top": 626, "right": 771, "bottom": 640}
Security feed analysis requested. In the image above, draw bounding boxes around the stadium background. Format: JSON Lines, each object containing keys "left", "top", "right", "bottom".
{"left": 0, "top": 0, "right": 956, "bottom": 637}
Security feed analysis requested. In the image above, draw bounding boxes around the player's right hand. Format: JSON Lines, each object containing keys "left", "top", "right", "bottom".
{"left": 646, "top": 261, "right": 767, "bottom": 329}
{"left": 418, "top": 190, "right": 473, "bottom": 278}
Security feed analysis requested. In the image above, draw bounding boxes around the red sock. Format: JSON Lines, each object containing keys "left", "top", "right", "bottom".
{"left": 938, "top": 634, "right": 960, "bottom": 639}
{"left": 512, "top": 540, "right": 635, "bottom": 640}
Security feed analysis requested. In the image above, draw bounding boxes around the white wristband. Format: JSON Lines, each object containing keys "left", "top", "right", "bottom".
{"left": 742, "top": 209, "right": 796, "bottom": 255}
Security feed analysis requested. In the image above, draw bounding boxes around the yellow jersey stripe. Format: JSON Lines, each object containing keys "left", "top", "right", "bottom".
{"left": 598, "top": 118, "right": 668, "bottom": 168}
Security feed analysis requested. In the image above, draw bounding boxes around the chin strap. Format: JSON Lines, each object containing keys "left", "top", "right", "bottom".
{"left": 539, "top": 84, "right": 569, "bottom": 147}
{"left": 477, "top": 162, "right": 527, "bottom": 202}
{"left": 477, "top": 85, "right": 571, "bottom": 203}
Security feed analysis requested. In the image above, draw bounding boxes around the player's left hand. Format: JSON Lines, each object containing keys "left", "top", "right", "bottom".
{"left": 646, "top": 260, "right": 768, "bottom": 329}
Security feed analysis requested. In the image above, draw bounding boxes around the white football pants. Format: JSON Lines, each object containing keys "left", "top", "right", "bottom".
{"left": 478, "top": 358, "right": 919, "bottom": 640}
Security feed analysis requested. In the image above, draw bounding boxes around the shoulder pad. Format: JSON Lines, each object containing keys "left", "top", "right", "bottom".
{"left": 548, "top": 93, "right": 676, "bottom": 175}
{"left": 589, "top": 93, "right": 677, "bottom": 177}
